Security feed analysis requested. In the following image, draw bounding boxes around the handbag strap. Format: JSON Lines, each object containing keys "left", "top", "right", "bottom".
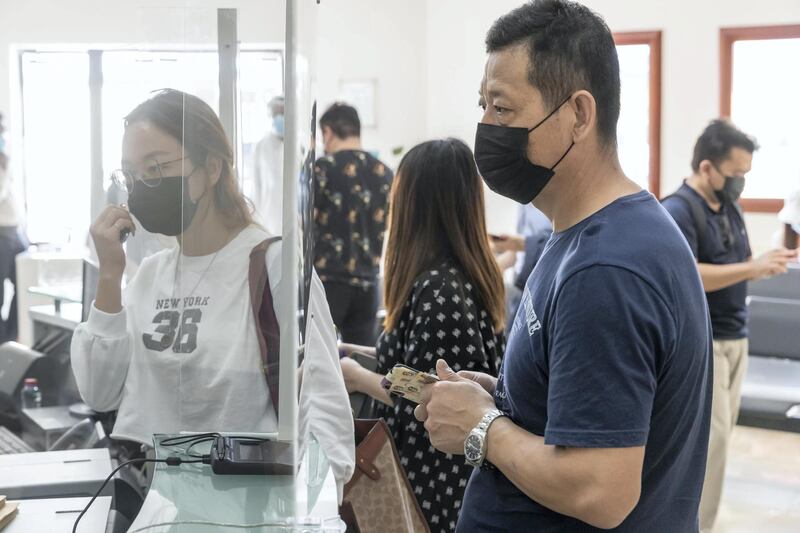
{"left": 342, "top": 418, "right": 432, "bottom": 533}
{"left": 248, "top": 236, "right": 282, "bottom": 417}
{"left": 350, "top": 419, "right": 387, "bottom": 483}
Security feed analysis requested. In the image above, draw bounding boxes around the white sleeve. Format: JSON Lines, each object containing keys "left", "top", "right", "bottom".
{"left": 778, "top": 190, "right": 800, "bottom": 225}
{"left": 70, "top": 303, "right": 132, "bottom": 412}
{"left": 264, "top": 241, "right": 355, "bottom": 500}
{"left": 298, "top": 269, "right": 356, "bottom": 503}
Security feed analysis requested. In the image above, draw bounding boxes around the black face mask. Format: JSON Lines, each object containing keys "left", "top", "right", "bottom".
{"left": 128, "top": 174, "right": 202, "bottom": 236}
{"left": 714, "top": 170, "right": 745, "bottom": 204}
{"left": 474, "top": 96, "right": 574, "bottom": 204}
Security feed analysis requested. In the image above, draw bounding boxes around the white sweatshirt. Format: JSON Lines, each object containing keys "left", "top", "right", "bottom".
{"left": 71, "top": 225, "right": 355, "bottom": 496}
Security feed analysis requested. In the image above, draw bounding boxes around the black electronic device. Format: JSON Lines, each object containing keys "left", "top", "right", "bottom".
{"left": 210, "top": 436, "right": 294, "bottom": 475}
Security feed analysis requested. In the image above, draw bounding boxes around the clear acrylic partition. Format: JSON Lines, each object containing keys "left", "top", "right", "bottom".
{"left": 36, "top": 0, "right": 343, "bottom": 530}
{"left": 286, "top": 0, "right": 343, "bottom": 523}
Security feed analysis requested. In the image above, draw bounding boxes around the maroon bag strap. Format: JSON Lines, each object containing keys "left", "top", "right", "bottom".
{"left": 248, "top": 236, "right": 282, "bottom": 417}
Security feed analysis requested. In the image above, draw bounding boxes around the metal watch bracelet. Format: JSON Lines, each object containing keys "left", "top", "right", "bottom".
{"left": 465, "top": 409, "right": 506, "bottom": 467}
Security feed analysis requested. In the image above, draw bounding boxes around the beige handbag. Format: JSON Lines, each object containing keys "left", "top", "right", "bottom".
{"left": 340, "top": 419, "right": 431, "bottom": 533}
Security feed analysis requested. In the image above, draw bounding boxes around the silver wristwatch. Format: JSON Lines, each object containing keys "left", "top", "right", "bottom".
{"left": 464, "top": 409, "right": 505, "bottom": 468}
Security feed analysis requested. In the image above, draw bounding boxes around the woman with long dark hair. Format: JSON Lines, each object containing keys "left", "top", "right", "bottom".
{"left": 341, "top": 138, "right": 505, "bottom": 532}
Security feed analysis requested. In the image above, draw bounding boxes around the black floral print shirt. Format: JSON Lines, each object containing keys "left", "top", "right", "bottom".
{"left": 313, "top": 150, "right": 392, "bottom": 287}
{"left": 375, "top": 262, "right": 505, "bottom": 532}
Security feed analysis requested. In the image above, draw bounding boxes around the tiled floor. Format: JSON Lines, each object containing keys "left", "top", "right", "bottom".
{"left": 714, "top": 426, "right": 800, "bottom": 532}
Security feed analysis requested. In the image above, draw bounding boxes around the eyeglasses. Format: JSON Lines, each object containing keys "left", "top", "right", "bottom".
{"left": 111, "top": 156, "right": 190, "bottom": 193}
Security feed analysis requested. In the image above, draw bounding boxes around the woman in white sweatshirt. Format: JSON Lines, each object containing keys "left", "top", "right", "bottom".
{"left": 71, "top": 91, "right": 354, "bottom": 489}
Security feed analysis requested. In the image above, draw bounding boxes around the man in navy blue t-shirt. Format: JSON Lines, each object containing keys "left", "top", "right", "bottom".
{"left": 416, "top": 1, "right": 713, "bottom": 531}
{"left": 662, "top": 120, "right": 796, "bottom": 532}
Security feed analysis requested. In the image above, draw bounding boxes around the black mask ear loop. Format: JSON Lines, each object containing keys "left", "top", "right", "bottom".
{"left": 526, "top": 94, "right": 575, "bottom": 171}
{"left": 549, "top": 141, "right": 575, "bottom": 171}
{"left": 180, "top": 164, "right": 207, "bottom": 235}
{"left": 183, "top": 164, "right": 209, "bottom": 205}
{"left": 527, "top": 94, "right": 574, "bottom": 133}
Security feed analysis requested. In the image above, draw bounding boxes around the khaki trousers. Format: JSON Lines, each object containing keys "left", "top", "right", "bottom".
{"left": 699, "top": 337, "right": 748, "bottom": 533}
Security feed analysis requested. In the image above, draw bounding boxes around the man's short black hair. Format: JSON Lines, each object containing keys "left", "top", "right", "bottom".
{"left": 486, "top": 0, "right": 620, "bottom": 146}
{"left": 691, "top": 119, "right": 759, "bottom": 172}
{"left": 320, "top": 102, "right": 360, "bottom": 139}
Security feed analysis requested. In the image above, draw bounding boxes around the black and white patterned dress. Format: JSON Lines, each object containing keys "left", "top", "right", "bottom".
{"left": 375, "top": 262, "right": 505, "bottom": 533}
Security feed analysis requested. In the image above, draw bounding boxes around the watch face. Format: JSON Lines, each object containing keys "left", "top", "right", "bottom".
{"left": 464, "top": 434, "right": 483, "bottom": 462}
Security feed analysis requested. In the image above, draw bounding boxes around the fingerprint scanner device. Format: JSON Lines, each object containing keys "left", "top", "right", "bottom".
{"left": 210, "top": 436, "right": 294, "bottom": 475}
{"left": 20, "top": 405, "right": 76, "bottom": 450}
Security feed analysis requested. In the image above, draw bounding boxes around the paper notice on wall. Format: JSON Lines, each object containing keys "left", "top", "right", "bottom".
{"left": 339, "top": 79, "right": 376, "bottom": 128}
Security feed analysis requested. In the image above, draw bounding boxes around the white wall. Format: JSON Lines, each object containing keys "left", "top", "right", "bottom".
{"left": 314, "top": 0, "right": 429, "bottom": 171}
{"left": 0, "top": 0, "right": 427, "bottom": 174}
{"left": 2, "top": 1, "right": 798, "bottom": 251}
{"left": 0, "top": 0, "right": 285, "bottom": 120}
{"left": 425, "top": 0, "right": 800, "bottom": 251}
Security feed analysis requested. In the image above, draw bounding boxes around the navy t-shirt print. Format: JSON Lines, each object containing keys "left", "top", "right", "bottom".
{"left": 458, "top": 191, "right": 713, "bottom": 532}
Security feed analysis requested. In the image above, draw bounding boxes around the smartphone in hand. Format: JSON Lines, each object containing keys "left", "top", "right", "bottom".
{"left": 381, "top": 364, "right": 439, "bottom": 403}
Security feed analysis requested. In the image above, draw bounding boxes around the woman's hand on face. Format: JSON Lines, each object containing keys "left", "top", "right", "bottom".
{"left": 91, "top": 205, "right": 135, "bottom": 281}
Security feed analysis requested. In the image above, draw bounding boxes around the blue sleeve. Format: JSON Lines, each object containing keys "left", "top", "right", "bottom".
{"left": 662, "top": 198, "right": 699, "bottom": 258}
{"left": 514, "top": 230, "right": 552, "bottom": 289}
{"left": 515, "top": 206, "right": 526, "bottom": 235}
{"left": 544, "top": 265, "right": 675, "bottom": 448}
